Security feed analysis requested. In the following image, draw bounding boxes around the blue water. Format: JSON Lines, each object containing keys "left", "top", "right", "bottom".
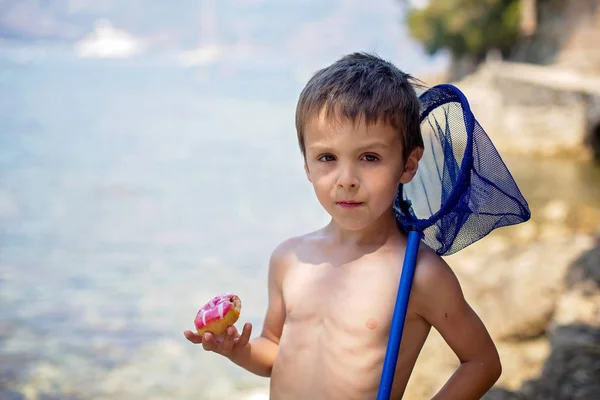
{"left": 0, "top": 61, "right": 328, "bottom": 399}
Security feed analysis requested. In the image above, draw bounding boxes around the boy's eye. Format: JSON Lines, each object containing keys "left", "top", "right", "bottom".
{"left": 362, "top": 154, "right": 379, "bottom": 162}
{"left": 318, "top": 154, "right": 336, "bottom": 162}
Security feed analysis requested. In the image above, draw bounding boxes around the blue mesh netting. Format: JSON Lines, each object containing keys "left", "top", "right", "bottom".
{"left": 394, "top": 84, "right": 531, "bottom": 256}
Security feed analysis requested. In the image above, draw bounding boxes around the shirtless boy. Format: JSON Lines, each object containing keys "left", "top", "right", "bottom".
{"left": 184, "top": 52, "right": 502, "bottom": 399}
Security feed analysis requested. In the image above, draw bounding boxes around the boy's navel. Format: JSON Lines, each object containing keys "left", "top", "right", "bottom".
{"left": 365, "top": 318, "right": 378, "bottom": 330}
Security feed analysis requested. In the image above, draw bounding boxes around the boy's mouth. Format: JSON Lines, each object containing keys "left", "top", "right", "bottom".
{"left": 336, "top": 201, "right": 364, "bottom": 209}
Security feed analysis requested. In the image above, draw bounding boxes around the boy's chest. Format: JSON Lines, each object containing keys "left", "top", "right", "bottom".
{"left": 282, "top": 259, "right": 404, "bottom": 334}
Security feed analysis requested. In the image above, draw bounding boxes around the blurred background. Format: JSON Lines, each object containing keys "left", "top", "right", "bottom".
{"left": 0, "top": 0, "right": 599, "bottom": 399}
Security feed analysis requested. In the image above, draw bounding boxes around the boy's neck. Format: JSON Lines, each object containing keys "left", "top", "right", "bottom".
{"left": 324, "top": 207, "right": 403, "bottom": 249}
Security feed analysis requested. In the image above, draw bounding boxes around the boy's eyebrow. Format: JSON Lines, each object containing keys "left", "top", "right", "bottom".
{"left": 307, "top": 141, "right": 392, "bottom": 152}
{"left": 355, "top": 141, "right": 391, "bottom": 152}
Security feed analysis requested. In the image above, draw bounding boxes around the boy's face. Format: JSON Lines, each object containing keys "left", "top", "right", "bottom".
{"left": 303, "top": 113, "right": 420, "bottom": 232}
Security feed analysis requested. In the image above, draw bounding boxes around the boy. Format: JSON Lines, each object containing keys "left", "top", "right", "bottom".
{"left": 184, "top": 52, "right": 502, "bottom": 399}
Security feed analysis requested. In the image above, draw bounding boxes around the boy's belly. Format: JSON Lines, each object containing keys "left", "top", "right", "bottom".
{"left": 269, "top": 316, "right": 430, "bottom": 400}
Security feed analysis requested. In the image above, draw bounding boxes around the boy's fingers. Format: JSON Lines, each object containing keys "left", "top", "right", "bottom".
{"left": 237, "top": 322, "right": 252, "bottom": 347}
{"left": 184, "top": 324, "right": 249, "bottom": 352}
{"left": 229, "top": 325, "right": 240, "bottom": 337}
{"left": 220, "top": 326, "right": 236, "bottom": 355}
{"left": 183, "top": 330, "right": 203, "bottom": 344}
{"left": 201, "top": 333, "right": 215, "bottom": 351}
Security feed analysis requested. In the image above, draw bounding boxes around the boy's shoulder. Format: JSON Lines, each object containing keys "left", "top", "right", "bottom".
{"left": 414, "top": 242, "right": 458, "bottom": 290}
{"left": 267, "top": 229, "right": 324, "bottom": 270}
{"left": 411, "top": 242, "right": 467, "bottom": 315}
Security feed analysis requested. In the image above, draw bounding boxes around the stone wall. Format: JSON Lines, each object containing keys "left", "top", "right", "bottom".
{"left": 451, "top": 62, "right": 599, "bottom": 159}
{"left": 514, "top": 0, "right": 600, "bottom": 72}
{"left": 555, "top": 0, "right": 600, "bottom": 72}
{"left": 510, "top": 0, "right": 600, "bottom": 71}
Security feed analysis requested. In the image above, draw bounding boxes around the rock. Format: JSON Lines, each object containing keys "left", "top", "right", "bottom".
{"left": 538, "top": 223, "right": 572, "bottom": 241}
{"left": 497, "top": 325, "right": 600, "bottom": 400}
{"left": 407, "top": 233, "right": 600, "bottom": 400}
{"left": 567, "top": 235, "right": 600, "bottom": 289}
{"left": 484, "top": 235, "right": 600, "bottom": 399}
{"left": 494, "top": 337, "right": 550, "bottom": 392}
{"left": 403, "top": 328, "right": 459, "bottom": 399}
{"left": 513, "top": 223, "right": 538, "bottom": 243}
{"left": 574, "top": 205, "right": 600, "bottom": 234}
{"left": 454, "top": 236, "right": 595, "bottom": 341}
{"left": 483, "top": 388, "right": 522, "bottom": 400}
{"left": 453, "top": 56, "right": 598, "bottom": 159}
{"left": 553, "top": 289, "right": 600, "bottom": 327}
{"left": 541, "top": 201, "right": 569, "bottom": 223}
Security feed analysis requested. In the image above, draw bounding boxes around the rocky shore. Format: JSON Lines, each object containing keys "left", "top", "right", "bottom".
{"left": 404, "top": 199, "right": 600, "bottom": 400}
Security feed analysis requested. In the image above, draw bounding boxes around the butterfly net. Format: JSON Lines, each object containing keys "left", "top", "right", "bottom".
{"left": 394, "top": 84, "right": 531, "bottom": 256}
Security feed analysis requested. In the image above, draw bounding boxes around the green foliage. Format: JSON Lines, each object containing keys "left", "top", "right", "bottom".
{"left": 405, "top": 0, "right": 521, "bottom": 59}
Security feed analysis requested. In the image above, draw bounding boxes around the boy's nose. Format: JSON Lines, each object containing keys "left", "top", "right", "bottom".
{"left": 336, "top": 166, "right": 359, "bottom": 188}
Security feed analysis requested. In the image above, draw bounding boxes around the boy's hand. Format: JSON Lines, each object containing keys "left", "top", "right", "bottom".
{"left": 183, "top": 322, "right": 253, "bottom": 360}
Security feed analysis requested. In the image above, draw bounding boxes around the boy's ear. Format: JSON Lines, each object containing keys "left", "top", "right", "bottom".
{"left": 304, "top": 161, "right": 312, "bottom": 183}
{"left": 399, "top": 147, "right": 424, "bottom": 184}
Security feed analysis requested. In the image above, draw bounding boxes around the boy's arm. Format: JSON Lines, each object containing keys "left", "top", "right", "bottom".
{"left": 411, "top": 250, "right": 502, "bottom": 400}
{"left": 230, "top": 241, "right": 290, "bottom": 376}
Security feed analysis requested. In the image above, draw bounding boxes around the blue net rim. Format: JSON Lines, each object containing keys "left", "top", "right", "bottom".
{"left": 404, "top": 84, "right": 475, "bottom": 231}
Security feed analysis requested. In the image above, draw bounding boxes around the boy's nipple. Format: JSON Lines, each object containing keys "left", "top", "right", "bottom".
{"left": 365, "top": 318, "right": 378, "bottom": 330}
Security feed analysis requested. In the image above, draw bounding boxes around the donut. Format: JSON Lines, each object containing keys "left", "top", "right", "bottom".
{"left": 194, "top": 293, "right": 242, "bottom": 336}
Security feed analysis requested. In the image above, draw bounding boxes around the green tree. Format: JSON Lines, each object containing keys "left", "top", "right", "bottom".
{"left": 404, "top": 0, "right": 521, "bottom": 61}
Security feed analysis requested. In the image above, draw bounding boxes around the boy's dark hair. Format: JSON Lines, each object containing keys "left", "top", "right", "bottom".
{"left": 295, "top": 52, "right": 424, "bottom": 162}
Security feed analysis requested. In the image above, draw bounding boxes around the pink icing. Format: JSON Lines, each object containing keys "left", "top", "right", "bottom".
{"left": 195, "top": 293, "right": 237, "bottom": 330}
